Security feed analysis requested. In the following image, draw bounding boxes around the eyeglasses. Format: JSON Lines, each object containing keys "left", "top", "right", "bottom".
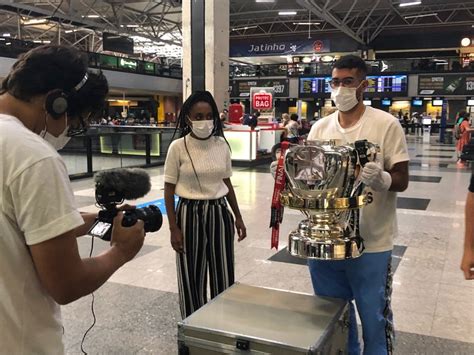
{"left": 329, "top": 77, "right": 359, "bottom": 88}
{"left": 67, "top": 112, "right": 92, "bottom": 137}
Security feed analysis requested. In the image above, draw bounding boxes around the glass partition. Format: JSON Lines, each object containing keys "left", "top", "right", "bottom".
{"left": 60, "top": 126, "right": 172, "bottom": 179}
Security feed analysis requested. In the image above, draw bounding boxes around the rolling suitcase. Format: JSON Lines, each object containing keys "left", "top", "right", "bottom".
{"left": 177, "top": 283, "right": 349, "bottom": 354}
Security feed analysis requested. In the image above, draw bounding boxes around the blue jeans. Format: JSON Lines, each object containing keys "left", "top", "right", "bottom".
{"left": 308, "top": 251, "right": 394, "bottom": 355}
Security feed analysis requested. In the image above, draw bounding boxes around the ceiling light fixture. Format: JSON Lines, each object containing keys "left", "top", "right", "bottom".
{"left": 126, "top": 24, "right": 139, "bottom": 28}
{"left": 321, "top": 55, "right": 334, "bottom": 62}
{"left": 293, "top": 22, "right": 321, "bottom": 25}
{"left": 278, "top": 11, "right": 297, "bottom": 16}
{"left": 22, "top": 18, "right": 48, "bottom": 25}
{"left": 2, "top": 33, "right": 10, "bottom": 37}
{"left": 231, "top": 25, "right": 257, "bottom": 31}
{"left": 82, "top": 14, "right": 100, "bottom": 18}
{"left": 404, "top": 13, "right": 437, "bottom": 19}
{"left": 255, "top": 0, "right": 275, "bottom": 2}
{"left": 461, "top": 37, "right": 471, "bottom": 47}
{"left": 399, "top": 1, "right": 422, "bottom": 7}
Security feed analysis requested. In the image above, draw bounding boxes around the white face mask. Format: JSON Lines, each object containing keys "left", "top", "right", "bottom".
{"left": 40, "top": 114, "right": 71, "bottom": 150}
{"left": 331, "top": 85, "right": 361, "bottom": 112}
{"left": 191, "top": 120, "right": 214, "bottom": 139}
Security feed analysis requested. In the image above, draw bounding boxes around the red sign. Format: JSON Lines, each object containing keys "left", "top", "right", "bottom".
{"left": 313, "top": 40, "right": 324, "bottom": 52}
{"left": 252, "top": 92, "right": 273, "bottom": 110}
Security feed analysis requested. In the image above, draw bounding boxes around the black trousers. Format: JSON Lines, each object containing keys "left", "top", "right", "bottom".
{"left": 175, "top": 197, "right": 235, "bottom": 319}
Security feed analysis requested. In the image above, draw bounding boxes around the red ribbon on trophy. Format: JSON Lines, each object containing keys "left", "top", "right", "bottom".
{"left": 270, "top": 141, "right": 290, "bottom": 249}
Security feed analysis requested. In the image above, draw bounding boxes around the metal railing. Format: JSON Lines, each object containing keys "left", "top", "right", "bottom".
{"left": 0, "top": 36, "right": 182, "bottom": 79}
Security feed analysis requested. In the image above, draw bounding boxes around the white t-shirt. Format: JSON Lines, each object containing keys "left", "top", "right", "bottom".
{"left": 307, "top": 106, "right": 409, "bottom": 252}
{"left": 0, "top": 115, "right": 84, "bottom": 354}
{"left": 286, "top": 120, "right": 299, "bottom": 138}
{"left": 164, "top": 134, "right": 232, "bottom": 200}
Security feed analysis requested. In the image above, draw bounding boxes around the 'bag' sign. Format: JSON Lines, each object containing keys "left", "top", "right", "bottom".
{"left": 252, "top": 92, "right": 273, "bottom": 110}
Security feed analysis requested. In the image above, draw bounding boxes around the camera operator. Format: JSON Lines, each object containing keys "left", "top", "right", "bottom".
{"left": 0, "top": 45, "right": 145, "bottom": 354}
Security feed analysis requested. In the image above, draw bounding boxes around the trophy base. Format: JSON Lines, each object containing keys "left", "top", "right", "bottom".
{"left": 288, "top": 232, "right": 364, "bottom": 260}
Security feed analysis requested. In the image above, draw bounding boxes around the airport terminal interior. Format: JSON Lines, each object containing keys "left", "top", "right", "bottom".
{"left": 1, "top": 0, "right": 474, "bottom": 354}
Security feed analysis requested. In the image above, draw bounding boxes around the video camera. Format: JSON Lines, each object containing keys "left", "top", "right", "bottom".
{"left": 87, "top": 168, "right": 162, "bottom": 241}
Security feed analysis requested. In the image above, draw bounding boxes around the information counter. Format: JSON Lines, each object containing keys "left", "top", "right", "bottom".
{"left": 223, "top": 125, "right": 285, "bottom": 162}
{"left": 223, "top": 129, "right": 258, "bottom": 161}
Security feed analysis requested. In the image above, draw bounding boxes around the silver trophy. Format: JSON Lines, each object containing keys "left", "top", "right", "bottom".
{"left": 281, "top": 140, "right": 379, "bottom": 260}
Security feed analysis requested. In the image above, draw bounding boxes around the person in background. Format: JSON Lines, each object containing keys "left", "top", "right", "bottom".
{"left": 219, "top": 109, "right": 228, "bottom": 122}
{"left": 248, "top": 111, "right": 259, "bottom": 130}
{"left": 403, "top": 112, "right": 409, "bottom": 123}
{"left": 164, "top": 91, "right": 247, "bottom": 319}
{"left": 403, "top": 112, "right": 410, "bottom": 134}
{"left": 461, "top": 172, "right": 474, "bottom": 280}
{"left": 240, "top": 112, "right": 250, "bottom": 125}
{"left": 307, "top": 55, "right": 409, "bottom": 355}
{"left": 285, "top": 113, "right": 300, "bottom": 143}
{"left": 220, "top": 109, "right": 230, "bottom": 129}
{"left": 279, "top": 113, "right": 290, "bottom": 141}
{"left": 310, "top": 114, "right": 319, "bottom": 126}
{"left": 281, "top": 113, "right": 290, "bottom": 127}
{"left": 412, "top": 112, "right": 422, "bottom": 135}
{"left": 0, "top": 45, "right": 145, "bottom": 354}
{"left": 299, "top": 118, "right": 311, "bottom": 136}
{"left": 457, "top": 112, "right": 473, "bottom": 165}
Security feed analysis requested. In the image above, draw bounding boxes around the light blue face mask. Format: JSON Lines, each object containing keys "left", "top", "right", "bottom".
{"left": 40, "top": 113, "right": 71, "bottom": 150}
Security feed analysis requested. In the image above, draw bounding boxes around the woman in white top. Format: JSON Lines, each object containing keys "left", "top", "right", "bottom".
{"left": 286, "top": 113, "right": 300, "bottom": 143}
{"left": 164, "top": 91, "right": 247, "bottom": 318}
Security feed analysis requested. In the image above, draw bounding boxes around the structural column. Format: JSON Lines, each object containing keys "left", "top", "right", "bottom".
{"left": 182, "top": 0, "right": 230, "bottom": 111}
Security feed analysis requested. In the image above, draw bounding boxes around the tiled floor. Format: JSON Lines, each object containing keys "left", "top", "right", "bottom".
{"left": 62, "top": 133, "right": 474, "bottom": 354}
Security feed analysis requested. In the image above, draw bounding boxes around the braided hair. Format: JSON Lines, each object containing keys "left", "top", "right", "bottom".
{"left": 172, "top": 90, "right": 225, "bottom": 140}
{"left": 171, "top": 90, "right": 230, "bottom": 192}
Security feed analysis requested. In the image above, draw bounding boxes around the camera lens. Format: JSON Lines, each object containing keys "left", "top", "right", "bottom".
{"left": 122, "top": 205, "right": 163, "bottom": 233}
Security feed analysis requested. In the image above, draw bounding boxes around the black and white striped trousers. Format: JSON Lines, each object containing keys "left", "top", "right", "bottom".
{"left": 175, "top": 197, "right": 235, "bottom": 319}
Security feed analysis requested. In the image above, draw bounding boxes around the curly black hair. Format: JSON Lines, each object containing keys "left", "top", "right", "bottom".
{"left": 0, "top": 44, "right": 108, "bottom": 118}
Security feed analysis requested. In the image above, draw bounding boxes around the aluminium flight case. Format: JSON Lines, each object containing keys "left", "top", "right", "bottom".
{"left": 177, "top": 283, "right": 349, "bottom": 355}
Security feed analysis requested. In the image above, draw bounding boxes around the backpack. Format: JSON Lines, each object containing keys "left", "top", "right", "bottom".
{"left": 454, "top": 123, "right": 462, "bottom": 140}
{"left": 454, "top": 117, "right": 464, "bottom": 140}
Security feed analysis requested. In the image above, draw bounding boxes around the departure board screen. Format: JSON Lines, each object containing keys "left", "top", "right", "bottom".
{"left": 366, "top": 76, "right": 378, "bottom": 93}
{"left": 299, "top": 77, "right": 330, "bottom": 97}
{"left": 299, "top": 75, "right": 408, "bottom": 98}
{"left": 299, "top": 77, "right": 328, "bottom": 94}
{"left": 372, "top": 75, "right": 407, "bottom": 93}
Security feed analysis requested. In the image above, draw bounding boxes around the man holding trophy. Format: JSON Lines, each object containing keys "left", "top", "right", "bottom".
{"left": 305, "top": 56, "right": 409, "bottom": 354}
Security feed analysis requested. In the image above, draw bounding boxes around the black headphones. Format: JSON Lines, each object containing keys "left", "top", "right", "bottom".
{"left": 45, "top": 72, "right": 89, "bottom": 119}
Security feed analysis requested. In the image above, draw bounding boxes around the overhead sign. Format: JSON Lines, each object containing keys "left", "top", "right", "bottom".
{"left": 230, "top": 39, "right": 330, "bottom": 57}
{"left": 230, "top": 79, "right": 288, "bottom": 98}
{"left": 250, "top": 87, "right": 274, "bottom": 112}
{"left": 418, "top": 74, "right": 474, "bottom": 96}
